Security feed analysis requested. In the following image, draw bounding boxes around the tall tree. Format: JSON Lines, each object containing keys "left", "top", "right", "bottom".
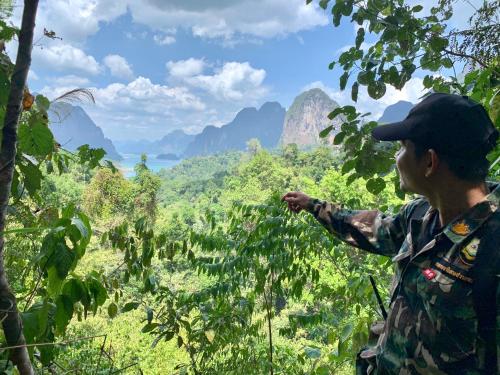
{"left": 0, "top": 1, "right": 39, "bottom": 373}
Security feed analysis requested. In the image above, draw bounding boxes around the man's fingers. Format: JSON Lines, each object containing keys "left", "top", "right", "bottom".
{"left": 281, "top": 192, "right": 296, "bottom": 201}
{"left": 284, "top": 196, "right": 299, "bottom": 204}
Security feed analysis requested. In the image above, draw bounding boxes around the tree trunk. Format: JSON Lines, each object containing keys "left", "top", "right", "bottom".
{"left": 0, "top": 1, "right": 39, "bottom": 374}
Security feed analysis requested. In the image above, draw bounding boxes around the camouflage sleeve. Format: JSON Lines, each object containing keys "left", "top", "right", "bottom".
{"left": 306, "top": 198, "right": 413, "bottom": 257}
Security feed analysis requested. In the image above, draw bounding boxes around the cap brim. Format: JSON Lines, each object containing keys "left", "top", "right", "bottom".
{"left": 371, "top": 121, "right": 411, "bottom": 141}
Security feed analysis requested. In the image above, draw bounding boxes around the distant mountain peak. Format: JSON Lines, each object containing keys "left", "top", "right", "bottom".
{"left": 183, "top": 102, "right": 286, "bottom": 157}
{"left": 49, "top": 103, "right": 122, "bottom": 160}
{"left": 378, "top": 100, "right": 413, "bottom": 124}
{"left": 281, "top": 88, "right": 341, "bottom": 147}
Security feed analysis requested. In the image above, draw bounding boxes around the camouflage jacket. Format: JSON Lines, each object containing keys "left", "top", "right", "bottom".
{"left": 306, "top": 183, "right": 499, "bottom": 374}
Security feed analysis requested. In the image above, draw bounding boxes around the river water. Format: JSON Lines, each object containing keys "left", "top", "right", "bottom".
{"left": 114, "top": 154, "right": 182, "bottom": 178}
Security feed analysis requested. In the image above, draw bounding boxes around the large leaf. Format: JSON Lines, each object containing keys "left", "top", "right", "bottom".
{"left": 55, "top": 294, "right": 74, "bottom": 334}
{"left": 17, "top": 158, "right": 42, "bottom": 196}
{"left": 18, "top": 120, "right": 54, "bottom": 158}
{"left": 51, "top": 241, "right": 76, "bottom": 279}
{"left": 62, "top": 278, "right": 88, "bottom": 304}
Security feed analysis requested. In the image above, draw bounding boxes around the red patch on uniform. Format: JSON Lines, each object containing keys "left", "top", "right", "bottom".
{"left": 422, "top": 268, "right": 436, "bottom": 280}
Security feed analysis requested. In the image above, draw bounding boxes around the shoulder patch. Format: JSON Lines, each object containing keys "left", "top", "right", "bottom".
{"left": 459, "top": 238, "right": 480, "bottom": 265}
{"left": 451, "top": 221, "right": 470, "bottom": 236}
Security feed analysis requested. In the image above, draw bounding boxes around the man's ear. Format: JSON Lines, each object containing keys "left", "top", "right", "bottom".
{"left": 425, "top": 149, "right": 439, "bottom": 177}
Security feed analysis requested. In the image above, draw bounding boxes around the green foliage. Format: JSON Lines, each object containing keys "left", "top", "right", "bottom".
{"left": 82, "top": 168, "right": 133, "bottom": 226}
{"left": 308, "top": 0, "right": 499, "bottom": 193}
{"left": 0, "top": 23, "right": 120, "bottom": 370}
{"left": 132, "top": 155, "right": 161, "bottom": 223}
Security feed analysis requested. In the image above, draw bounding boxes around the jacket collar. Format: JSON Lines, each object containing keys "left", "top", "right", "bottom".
{"left": 442, "top": 182, "right": 499, "bottom": 245}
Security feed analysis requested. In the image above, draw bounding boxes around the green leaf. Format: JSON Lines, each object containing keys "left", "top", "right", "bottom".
{"left": 328, "top": 107, "right": 343, "bottom": 120}
{"left": 316, "top": 366, "right": 330, "bottom": 375}
{"left": 333, "top": 132, "right": 345, "bottom": 145}
{"left": 429, "top": 36, "right": 448, "bottom": 53}
{"left": 47, "top": 267, "right": 64, "bottom": 296}
{"left": 108, "top": 302, "right": 118, "bottom": 318}
{"left": 77, "top": 145, "right": 106, "bottom": 169}
{"left": 367, "top": 80, "right": 386, "bottom": 99}
{"left": 319, "top": 125, "right": 334, "bottom": 138}
{"left": 62, "top": 278, "right": 87, "bottom": 304}
{"left": 423, "top": 75, "right": 433, "bottom": 88}
{"left": 351, "top": 82, "right": 359, "bottom": 102}
{"left": 441, "top": 57, "right": 453, "bottom": 68}
{"left": 357, "top": 70, "right": 374, "bottom": 86}
{"left": 86, "top": 276, "right": 107, "bottom": 313}
{"left": 1, "top": 226, "right": 49, "bottom": 236}
{"left": 341, "top": 159, "right": 356, "bottom": 174}
{"left": 339, "top": 72, "right": 349, "bottom": 90}
{"left": 17, "top": 159, "right": 42, "bottom": 196}
{"left": 412, "top": 5, "right": 423, "bottom": 12}
{"left": 142, "top": 323, "right": 159, "bottom": 333}
{"left": 52, "top": 241, "right": 76, "bottom": 279}
{"left": 340, "top": 323, "right": 353, "bottom": 342}
{"left": 355, "top": 27, "right": 364, "bottom": 49}
{"left": 122, "top": 302, "right": 141, "bottom": 312}
{"left": 55, "top": 294, "right": 74, "bottom": 334}
{"left": 146, "top": 306, "right": 154, "bottom": 324}
{"left": 366, "top": 177, "right": 386, "bottom": 194}
{"left": 304, "top": 346, "right": 321, "bottom": 359}
{"left": 18, "top": 120, "right": 54, "bottom": 158}
{"left": 319, "top": 0, "right": 330, "bottom": 9}
{"left": 35, "top": 95, "right": 50, "bottom": 112}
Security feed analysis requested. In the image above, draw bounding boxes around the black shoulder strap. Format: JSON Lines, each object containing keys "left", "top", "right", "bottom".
{"left": 471, "top": 221, "right": 499, "bottom": 373}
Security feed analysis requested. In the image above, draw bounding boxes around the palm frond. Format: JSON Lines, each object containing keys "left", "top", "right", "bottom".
{"left": 53, "top": 88, "right": 95, "bottom": 105}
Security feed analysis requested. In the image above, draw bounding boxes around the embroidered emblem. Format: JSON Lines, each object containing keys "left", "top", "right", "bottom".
{"left": 451, "top": 221, "right": 470, "bottom": 236}
{"left": 435, "top": 261, "right": 473, "bottom": 283}
{"left": 422, "top": 268, "right": 436, "bottom": 280}
{"left": 459, "top": 238, "right": 480, "bottom": 265}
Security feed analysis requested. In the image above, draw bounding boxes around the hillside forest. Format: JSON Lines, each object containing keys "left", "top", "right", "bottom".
{"left": 0, "top": 0, "right": 498, "bottom": 374}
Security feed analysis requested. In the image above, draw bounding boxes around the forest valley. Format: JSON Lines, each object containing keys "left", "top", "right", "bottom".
{"left": 0, "top": 0, "right": 498, "bottom": 374}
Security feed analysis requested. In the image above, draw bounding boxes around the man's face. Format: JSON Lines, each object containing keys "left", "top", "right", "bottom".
{"left": 395, "top": 140, "right": 427, "bottom": 194}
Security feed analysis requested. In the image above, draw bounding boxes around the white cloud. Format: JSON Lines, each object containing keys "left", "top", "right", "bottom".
{"left": 153, "top": 34, "right": 176, "bottom": 46}
{"left": 33, "top": 43, "right": 101, "bottom": 75}
{"left": 20, "top": 0, "right": 324, "bottom": 47}
{"left": 104, "top": 54, "right": 134, "bottom": 80}
{"left": 187, "top": 62, "right": 268, "bottom": 102}
{"left": 166, "top": 58, "right": 206, "bottom": 78}
{"left": 24, "top": 0, "right": 480, "bottom": 49}
{"left": 91, "top": 76, "right": 206, "bottom": 112}
{"left": 41, "top": 76, "right": 208, "bottom": 140}
{"left": 53, "top": 74, "right": 91, "bottom": 87}
{"left": 303, "top": 77, "right": 426, "bottom": 119}
{"left": 127, "top": 0, "right": 327, "bottom": 42}
{"left": 36, "top": 0, "right": 128, "bottom": 43}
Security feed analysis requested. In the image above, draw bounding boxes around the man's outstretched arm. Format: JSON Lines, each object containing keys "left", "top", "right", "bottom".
{"left": 282, "top": 191, "right": 409, "bottom": 257}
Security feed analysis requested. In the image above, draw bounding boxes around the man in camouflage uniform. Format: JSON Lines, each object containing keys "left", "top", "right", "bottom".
{"left": 283, "top": 93, "right": 499, "bottom": 374}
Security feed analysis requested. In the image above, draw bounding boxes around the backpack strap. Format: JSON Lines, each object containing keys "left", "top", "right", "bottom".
{"left": 471, "top": 222, "right": 499, "bottom": 373}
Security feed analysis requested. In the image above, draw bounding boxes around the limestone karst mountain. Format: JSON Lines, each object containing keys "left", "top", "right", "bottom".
{"left": 378, "top": 100, "right": 413, "bottom": 123}
{"left": 280, "top": 88, "right": 341, "bottom": 147}
{"left": 183, "top": 102, "right": 286, "bottom": 157}
{"left": 49, "top": 102, "right": 122, "bottom": 160}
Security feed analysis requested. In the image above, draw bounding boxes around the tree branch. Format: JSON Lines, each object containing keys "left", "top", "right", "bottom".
{"left": 442, "top": 48, "right": 488, "bottom": 69}
{"left": 0, "top": 1, "right": 39, "bottom": 374}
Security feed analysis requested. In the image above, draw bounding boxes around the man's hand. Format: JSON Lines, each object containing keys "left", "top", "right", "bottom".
{"left": 281, "top": 191, "right": 311, "bottom": 213}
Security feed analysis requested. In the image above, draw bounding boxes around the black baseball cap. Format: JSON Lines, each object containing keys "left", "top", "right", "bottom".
{"left": 372, "top": 93, "right": 498, "bottom": 158}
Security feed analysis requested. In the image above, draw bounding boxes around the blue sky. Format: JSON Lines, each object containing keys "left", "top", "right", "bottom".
{"left": 7, "top": 0, "right": 476, "bottom": 141}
